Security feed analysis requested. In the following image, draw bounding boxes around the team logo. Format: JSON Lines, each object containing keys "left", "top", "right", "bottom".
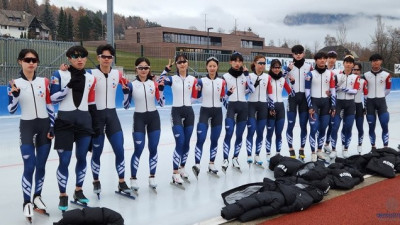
{"left": 51, "top": 77, "right": 59, "bottom": 85}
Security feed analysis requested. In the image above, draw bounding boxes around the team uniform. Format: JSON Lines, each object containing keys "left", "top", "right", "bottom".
{"left": 8, "top": 72, "right": 55, "bottom": 216}
{"left": 193, "top": 75, "right": 226, "bottom": 171}
{"left": 363, "top": 70, "right": 391, "bottom": 148}
{"left": 283, "top": 62, "right": 313, "bottom": 153}
{"left": 354, "top": 77, "right": 368, "bottom": 153}
{"left": 222, "top": 70, "right": 253, "bottom": 170}
{"left": 50, "top": 68, "right": 96, "bottom": 211}
{"left": 305, "top": 68, "right": 336, "bottom": 159}
{"left": 246, "top": 72, "right": 272, "bottom": 164}
{"left": 330, "top": 71, "right": 360, "bottom": 157}
{"left": 87, "top": 67, "right": 128, "bottom": 192}
{"left": 161, "top": 70, "right": 198, "bottom": 182}
{"left": 324, "top": 67, "right": 341, "bottom": 149}
{"left": 266, "top": 75, "right": 293, "bottom": 155}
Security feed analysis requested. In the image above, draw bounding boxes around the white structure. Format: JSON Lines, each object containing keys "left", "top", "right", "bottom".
{"left": 0, "top": 9, "right": 50, "bottom": 39}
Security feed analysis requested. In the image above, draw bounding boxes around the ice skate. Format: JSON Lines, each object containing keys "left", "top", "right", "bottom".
{"left": 232, "top": 157, "right": 241, "bottom": 172}
{"left": 115, "top": 181, "right": 135, "bottom": 199}
{"left": 253, "top": 155, "right": 264, "bottom": 168}
{"left": 247, "top": 156, "right": 253, "bottom": 166}
{"left": 207, "top": 163, "right": 219, "bottom": 178}
{"left": 92, "top": 180, "right": 101, "bottom": 199}
{"left": 317, "top": 150, "right": 330, "bottom": 164}
{"left": 23, "top": 202, "right": 34, "bottom": 223}
{"left": 58, "top": 196, "right": 68, "bottom": 212}
{"left": 33, "top": 195, "right": 49, "bottom": 216}
{"left": 343, "top": 150, "right": 350, "bottom": 158}
{"left": 179, "top": 167, "right": 190, "bottom": 183}
{"left": 149, "top": 177, "right": 157, "bottom": 193}
{"left": 289, "top": 150, "right": 296, "bottom": 159}
{"left": 329, "top": 150, "right": 337, "bottom": 159}
{"left": 311, "top": 152, "right": 317, "bottom": 162}
{"left": 298, "top": 150, "right": 305, "bottom": 162}
{"left": 170, "top": 173, "right": 185, "bottom": 190}
{"left": 324, "top": 145, "right": 332, "bottom": 153}
{"left": 192, "top": 164, "right": 200, "bottom": 180}
{"left": 71, "top": 190, "right": 89, "bottom": 207}
{"left": 221, "top": 159, "right": 229, "bottom": 174}
{"left": 129, "top": 178, "right": 139, "bottom": 196}
{"left": 357, "top": 145, "right": 363, "bottom": 155}
{"left": 266, "top": 153, "right": 271, "bottom": 163}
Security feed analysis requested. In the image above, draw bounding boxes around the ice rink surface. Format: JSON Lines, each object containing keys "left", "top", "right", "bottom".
{"left": 0, "top": 92, "right": 399, "bottom": 225}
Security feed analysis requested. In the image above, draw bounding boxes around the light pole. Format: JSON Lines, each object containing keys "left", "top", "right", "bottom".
{"left": 207, "top": 27, "right": 213, "bottom": 53}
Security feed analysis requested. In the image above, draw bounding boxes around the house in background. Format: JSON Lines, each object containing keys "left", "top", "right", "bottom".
{"left": 0, "top": 9, "right": 50, "bottom": 40}
{"left": 319, "top": 45, "right": 359, "bottom": 60}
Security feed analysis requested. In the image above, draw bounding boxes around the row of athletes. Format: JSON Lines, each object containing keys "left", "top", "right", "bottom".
{"left": 7, "top": 44, "right": 391, "bottom": 221}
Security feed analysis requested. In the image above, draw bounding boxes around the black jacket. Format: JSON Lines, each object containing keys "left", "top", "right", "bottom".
{"left": 53, "top": 207, "right": 124, "bottom": 225}
{"left": 326, "top": 163, "right": 364, "bottom": 189}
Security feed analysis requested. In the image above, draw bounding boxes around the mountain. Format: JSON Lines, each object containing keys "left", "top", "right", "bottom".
{"left": 283, "top": 13, "right": 353, "bottom": 26}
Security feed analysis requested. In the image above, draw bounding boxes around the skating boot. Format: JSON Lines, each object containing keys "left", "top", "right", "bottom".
{"left": 149, "top": 177, "right": 157, "bottom": 191}
{"left": 324, "top": 144, "right": 332, "bottom": 153}
{"left": 192, "top": 164, "right": 200, "bottom": 180}
{"left": 207, "top": 163, "right": 219, "bottom": 177}
{"left": 298, "top": 149, "right": 305, "bottom": 162}
{"left": 343, "top": 150, "right": 350, "bottom": 158}
{"left": 329, "top": 150, "right": 337, "bottom": 159}
{"left": 171, "top": 173, "right": 185, "bottom": 190}
{"left": 58, "top": 196, "right": 68, "bottom": 212}
{"left": 357, "top": 145, "right": 363, "bottom": 155}
{"left": 33, "top": 195, "right": 49, "bottom": 216}
{"left": 179, "top": 167, "right": 190, "bottom": 183}
{"left": 311, "top": 152, "right": 317, "bottom": 162}
{"left": 317, "top": 150, "right": 330, "bottom": 163}
{"left": 254, "top": 155, "right": 263, "bottom": 167}
{"left": 130, "top": 178, "right": 139, "bottom": 192}
{"left": 93, "top": 180, "right": 101, "bottom": 199}
{"left": 72, "top": 190, "right": 89, "bottom": 206}
{"left": 115, "top": 181, "right": 135, "bottom": 199}
{"left": 247, "top": 156, "right": 253, "bottom": 164}
{"left": 23, "top": 202, "right": 34, "bottom": 223}
{"left": 232, "top": 157, "right": 241, "bottom": 172}
{"left": 289, "top": 150, "right": 296, "bottom": 159}
{"left": 266, "top": 153, "right": 271, "bottom": 163}
{"left": 221, "top": 159, "right": 229, "bottom": 173}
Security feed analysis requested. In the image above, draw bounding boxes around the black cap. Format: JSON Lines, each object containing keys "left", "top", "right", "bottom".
{"left": 369, "top": 53, "right": 383, "bottom": 61}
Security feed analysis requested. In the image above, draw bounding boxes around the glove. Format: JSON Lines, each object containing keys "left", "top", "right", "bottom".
{"left": 164, "top": 66, "right": 171, "bottom": 73}
{"left": 243, "top": 70, "right": 249, "bottom": 77}
{"left": 254, "top": 77, "right": 260, "bottom": 88}
{"left": 227, "top": 87, "right": 234, "bottom": 96}
{"left": 47, "top": 127, "right": 54, "bottom": 138}
{"left": 122, "top": 86, "right": 130, "bottom": 94}
{"left": 158, "top": 84, "right": 164, "bottom": 91}
{"left": 12, "top": 88, "right": 20, "bottom": 97}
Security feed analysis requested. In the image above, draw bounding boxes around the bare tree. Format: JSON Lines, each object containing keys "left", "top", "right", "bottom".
{"left": 336, "top": 23, "right": 347, "bottom": 46}
{"left": 313, "top": 40, "right": 321, "bottom": 54}
{"left": 217, "top": 27, "right": 225, "bottom": 33}
{"left": 324, "top": 34, "right": 337, "bottom": 46}
{"left": 188, "top": 26, "right": 198, "bottom": 31}
{"left": 268, "top": 40, "right": 275, "bottom": 46}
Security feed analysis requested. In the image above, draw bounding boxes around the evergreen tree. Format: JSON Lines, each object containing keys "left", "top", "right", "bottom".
{"left": 41, "top": 0, "right": 56, "bottom": 39}
{"left": 67, "top": 13, "right": 74, "bottom": 41}
{"left": 78, "top": 15, "right": 92, "bottom": 41}
{"left": 0, "top": 0, "right": 9, "bottom": 9}
{"left": 57, "top": 7, "right": 67, "bottom": 40}
{"left": 92, "top": 16, "right": 103, "bottom": 40}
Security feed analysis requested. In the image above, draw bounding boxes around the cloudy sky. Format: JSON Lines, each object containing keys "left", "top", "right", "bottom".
{"left": 50, "top": 0, "right": 400, "bottom": 49}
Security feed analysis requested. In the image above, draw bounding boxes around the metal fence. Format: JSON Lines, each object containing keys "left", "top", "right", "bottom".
{"left": 0, "top": 38, "right": 78, "bottom": 84}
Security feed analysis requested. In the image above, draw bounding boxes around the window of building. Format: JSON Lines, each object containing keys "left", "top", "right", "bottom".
{"left": 163, "top": 32, "right": 222, "bottom": 46}
{"left": 1, "top": 25, "right": 7, "bottom": 29}
{"left": 241, "top": 40, "right": 263, "bottom": 49}
{"left": 18, "top": 27, "right": 25, "bottom": 31}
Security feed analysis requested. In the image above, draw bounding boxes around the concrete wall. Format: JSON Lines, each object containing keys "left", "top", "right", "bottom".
{"left": 0, "top": 78, "right": 399, "bottom": 116}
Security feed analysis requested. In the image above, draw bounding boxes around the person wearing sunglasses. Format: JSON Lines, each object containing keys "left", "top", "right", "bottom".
{"left": 123, "top": 57, "right": 164, "bottom": 191}
{"left": 7, "top": 49, "right": 55, "bottom": 221}
{"left": 84, "top": 44, "right": 131, "bottom": 197}
{"left": 221, "top": 51, "right": 254, "bottom": 172}
{"left": 305, "top": 52, "right": 336, "bottom": 162}
{"left": 364, "top": 53, "right": 392, "bottom": 151}
{"left": 352, "top": 62, "right": 368, "bottom": 154}
{"left": 158, "top": 54, "right": 198, "bottom": 186}
{"left": 329, "top": 55, "right": 360, "bottom": 159}
{"left": 266, "top": 59, "right": 295, "bottom": 160}
{"left": 323, "top": 51, "right": 341, "bottom": 154}
{"left": 191, "top": 56, "right": 226, "bottom": 179}
{"left": 283, "top": 45, "right": 313, "bottom": 161}
{"left": 245, "top": 55, "right": 272, "bottom": 166}
{"left": 50, "top": 45, "right": 96, "bottom": 211}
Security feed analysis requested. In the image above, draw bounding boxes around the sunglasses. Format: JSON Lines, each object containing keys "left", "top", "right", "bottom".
{"left": 70, "top": 53, "right": 88, "bottom": 59}
{"left": 176, "top": 60, "right": 188, "bottom": 65}
{"left": 99, "top": 54, "right": 114, "bottom": 59}
{"left": 257, "top": 61, "right": 266, "bottom": 65}
{"left": 353, "top": 69, "right": 360, "bottom": 71}
{"left": 136, "top": 66, "right": 150, "bottom": 71}
{"left": 207, "top": 56, "right": 219, "bottom": 62}
{"left": 271, "top": 66, "right": 281, "bottom": 69}
{"left": 22, "top": 57, "right": 38, "bottom": 63}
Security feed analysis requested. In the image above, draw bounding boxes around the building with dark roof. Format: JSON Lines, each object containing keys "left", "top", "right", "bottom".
{"left": 0, "top": 9, "right": 50, "bottom": 39}
{"left": 319, "top": 45, "right": 359, "bottom": 60}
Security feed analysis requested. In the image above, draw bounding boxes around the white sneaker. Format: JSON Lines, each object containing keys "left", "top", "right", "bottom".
{"left": 33, "top": 195, "right": 46, "bottom": 210}
{"left": 172, "top": 173, "right": 184, "bottom": 184}
{"left": 324, "top": 145, "right": 332, "bottom": 153}
{"left": 343, "top": 150, "right": 350, "bottom": 158}
{"left": 130, "top": 178, "right": 139, "bottom": 191}
{"left": 149, "top": 177, "right": 157, "bottom": 188}
{"left": 329, "top": 150, "right": 337, "bottom": 159}
{"left": 311, "top": 153, "right": 317, "bottom": 162}
{"left": 23, "top": 202, "right": 34, "bottom": 217}
{"left": 247, "top": 156, "right": 253, "bottom": 164}
{"left": 254, "top": 155, "right": 263, "bottom": 165}
{"left": 232, "top": 157, "right": 240, "bottom": 169}
{"left": 357, "top": 146, "right": 363, "bottom": 155}
{"left": 179, "top": 167, "right": 189, "bottom": 179}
